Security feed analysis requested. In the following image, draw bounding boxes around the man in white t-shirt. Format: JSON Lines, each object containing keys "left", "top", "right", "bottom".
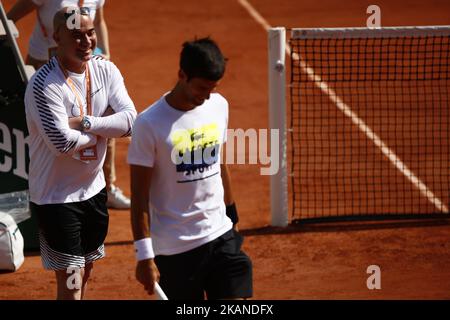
{"left": 127, "top": 38, "right": 253, "bottom": 300}
{"left": 24, "top": 7, "right": 136, "bottom": 299}
{"left": 8, "top": 0, "right": 131, "bottom": 210}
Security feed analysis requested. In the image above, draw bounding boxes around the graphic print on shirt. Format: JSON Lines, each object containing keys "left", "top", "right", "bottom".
{"left": 70, "top": 102, "right": 82, "bottom": 117}
{"left": 67, "top": 84, "right": 87, "bottom": 117}
{"left": 171, "top": 123, "right": 220, "bottom": 183}
{"left": 68, "top": 84, "right": 103, "bottom": 116}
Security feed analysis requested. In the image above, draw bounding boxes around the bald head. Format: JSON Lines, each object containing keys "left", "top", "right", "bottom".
{"left": 52, "top": 6, "right": 97, "bottom": 69}
{"left": 53, "top": 6, "right": 91, "bottom": 33}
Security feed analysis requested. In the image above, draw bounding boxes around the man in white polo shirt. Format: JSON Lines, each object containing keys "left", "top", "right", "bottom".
{"left": 128, "top": 37, "right": 252, "bottom": 300}
{"left": 24, "top": 7, "right": 136, "bottom": 299}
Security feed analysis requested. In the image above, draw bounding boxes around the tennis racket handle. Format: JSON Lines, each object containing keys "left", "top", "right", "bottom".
{"left": 155, "top": 282, "right": 168, "bottom": 300}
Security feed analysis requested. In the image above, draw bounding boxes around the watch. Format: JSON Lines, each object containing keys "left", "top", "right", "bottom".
{"left": 80, "top": 116, "right": 91, "bottom": 132}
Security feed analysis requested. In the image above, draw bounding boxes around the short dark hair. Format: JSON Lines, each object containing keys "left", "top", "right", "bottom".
{"left": 180, "top": 37, "right": 227, "bottom": 81}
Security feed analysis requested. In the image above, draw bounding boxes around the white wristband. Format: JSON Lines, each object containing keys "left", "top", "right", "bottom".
{"left": 134, "top": 238, "right": 155, "bottom": 261}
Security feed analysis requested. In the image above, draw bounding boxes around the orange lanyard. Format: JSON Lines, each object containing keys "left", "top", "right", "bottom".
{"left": 38, "top": 0, "right": 85, "bottom": 39}
{"left": 58, "top": 58, "right": 91, "bottom": 117}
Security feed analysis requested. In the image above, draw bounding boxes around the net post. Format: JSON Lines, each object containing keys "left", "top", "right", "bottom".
{"left": 268, "top": 27, "right": 288, "bottom": 227}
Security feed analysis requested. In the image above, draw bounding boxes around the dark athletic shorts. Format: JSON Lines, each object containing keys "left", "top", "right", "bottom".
{"left": 155, "top": 228, "right": 253, "bottom": 300}
{"left": 30, "top": 188, "right": 109, "bottom": 271}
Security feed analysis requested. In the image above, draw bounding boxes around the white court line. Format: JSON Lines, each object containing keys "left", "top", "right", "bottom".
{"left": 237, "top": 0, "right": 449, "bottom": 213}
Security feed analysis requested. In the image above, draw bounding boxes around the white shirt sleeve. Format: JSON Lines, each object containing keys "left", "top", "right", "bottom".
{"left": 25, "top": 78, "right": 97, "bottom": 156}
{"left": 88, "top": 62, "right": 137, "bottom": 138}
{"left": 127, "top": 115, "right": 156, "bottom": 168}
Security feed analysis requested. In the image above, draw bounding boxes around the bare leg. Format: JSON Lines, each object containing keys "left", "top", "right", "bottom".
{"left": 55, "top": 267, "right": 85, "bottom": 300}
{"left": 54, "top": 263, "right": 94, "bottom": 300}
{"left": 81, "top": 263, "right": 93, "bottom": 299}
{"left": 103, "top": 138, "right": 116, "bottom": 190}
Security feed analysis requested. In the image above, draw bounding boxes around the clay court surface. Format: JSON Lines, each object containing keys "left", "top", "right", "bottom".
{"left": 1, "top": 0, "right": 450, "bottom": 299}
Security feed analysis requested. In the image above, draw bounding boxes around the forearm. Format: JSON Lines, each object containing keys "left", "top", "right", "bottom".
{"left": 131, "top": 199, "right": 151, "bottom": 241}
{"left": 129, "top": 165, "right": 158, "bottom": 294}
{"left": 7, "top": 0, "right": 37, "bottom": 22}
{"left": 130, "top": 165, "right": 153, "bottom": 241}
{"left": 69, "top": 131, "right": 98, "bottom": 153}
{"left": 51, "top": 127, "right": 97, "bottom": 155}
{"left": 26, "top": 79, "right": 98, "bottom": 156}
{"left": 40, "top": 119, "right": 97, "bottom": 156}
{"left": 88, "top": 110, "right": 136, "bottom": 138}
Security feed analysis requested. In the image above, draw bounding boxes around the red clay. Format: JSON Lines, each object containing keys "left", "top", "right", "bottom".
{"left": 1, "top": 0, "right": 450, "bottom": 299}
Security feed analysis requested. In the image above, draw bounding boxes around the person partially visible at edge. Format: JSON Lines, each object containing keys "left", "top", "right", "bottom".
{"left": 127, "top": 37, "right": 253, "bottom": 300}
{"left": 8, "top": 0, "right": 131, "bottom": 210}
{"left": 7, "top": 0, "right": 109, "bottom": 68}
{"left": 24, "top": 7, "right": 136, "bottom": 299}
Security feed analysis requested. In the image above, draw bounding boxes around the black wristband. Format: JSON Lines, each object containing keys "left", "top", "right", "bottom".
{"left": 226, "top": 203, "right": 239, "bottom": 224}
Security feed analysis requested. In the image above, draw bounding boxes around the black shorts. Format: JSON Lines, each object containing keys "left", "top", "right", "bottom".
{"left": 155, "top": 229, "right": 253, "bottom": 300}
{"left": 30, "top": 188, "right": 109, "bottom": 271}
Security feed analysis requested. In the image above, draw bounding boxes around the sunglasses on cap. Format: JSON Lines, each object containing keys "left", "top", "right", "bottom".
{"left": 64, "top": 6, "right": 91, "bottom": 19}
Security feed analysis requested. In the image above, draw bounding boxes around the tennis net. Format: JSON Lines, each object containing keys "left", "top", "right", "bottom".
{"left": 288, "top": 26, "right": 450, "bottom": 222}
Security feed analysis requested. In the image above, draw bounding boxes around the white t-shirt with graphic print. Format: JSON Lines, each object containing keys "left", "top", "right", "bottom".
{"left": 29, "top": 0, "right": 105, "bottom": 61}
{"left": 127, "top": 93, "right": 233, "bottom": 256}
